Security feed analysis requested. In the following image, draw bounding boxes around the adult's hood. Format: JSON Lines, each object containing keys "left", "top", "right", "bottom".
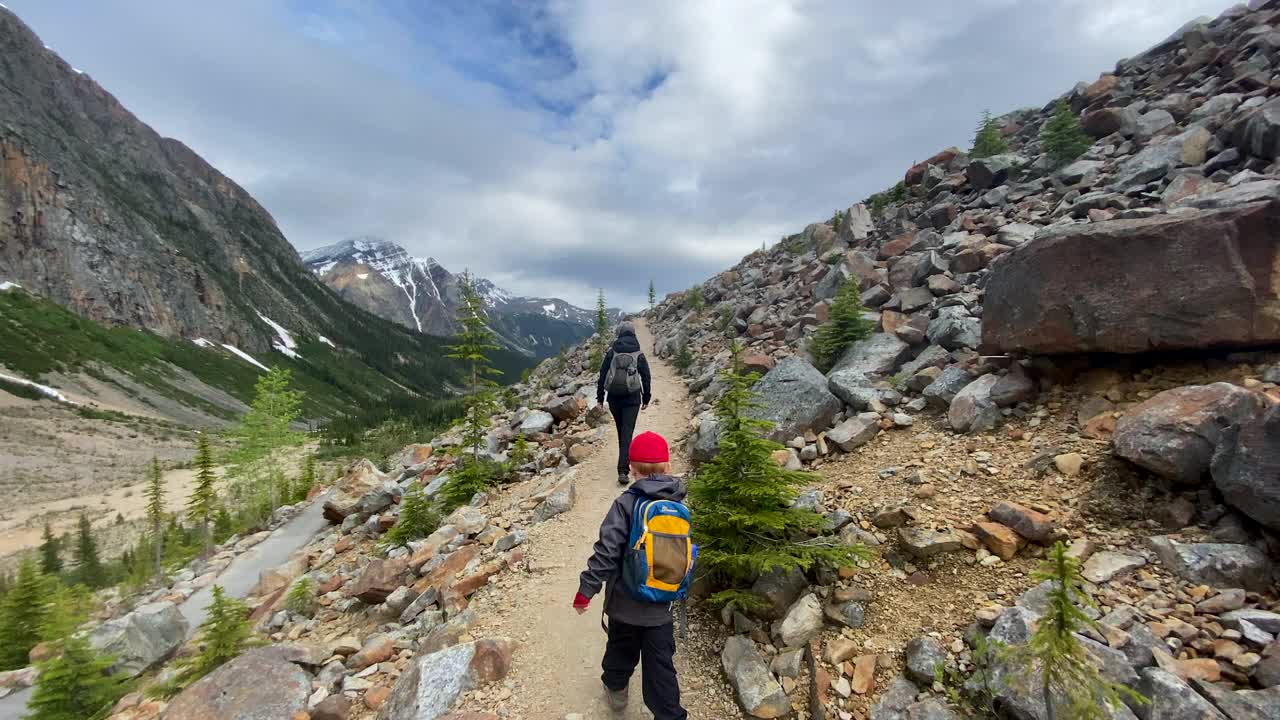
{"left": 612, "top": 332, "right": 641, "bottom": 353}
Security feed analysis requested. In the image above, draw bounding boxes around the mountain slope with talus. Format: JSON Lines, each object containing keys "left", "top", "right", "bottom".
{"left": 303, "top": 237, "right": 620, "bottom": 359}
{"left": 0, "top": 8, "right": 533, "bottom": 416}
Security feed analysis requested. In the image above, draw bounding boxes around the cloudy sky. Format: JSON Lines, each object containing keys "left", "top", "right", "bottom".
{"left": 11, "top": 0, "right": 1231, "bottom": 310}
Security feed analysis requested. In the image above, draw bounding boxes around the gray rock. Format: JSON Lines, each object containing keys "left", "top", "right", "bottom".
{"left": 89, "top": 601, "right": 188, "bottom": 678}
{"left": 160, "top": 650, "right": 309, "bottom": 720}
{"left": 826, "top": 412, "right": 882, "bottom": 452}
{"left": 846, "top": 203, "right": 874, "bottom": 241}
{"left": 495, "top": 530, "right": 527, "bottom": 552}
{"left": 997, "top": 222, "right": 1039, "bottom": 246}
{"left": 1233, "top": 96, "right": 1280, "bottom": 160}
{"left": 923, "top": 366, "right": 976, "bottom": 410}
{"left": 1190, "top": 93, "right": 1243, "bottom": 123}
{"left": 949, "top": 374, "right": 1001, "bottom": 433}
{"left": 814, "top": 263, "right": 851, "bottom": 301}
{"left": 533, "top": 473, "right": 576, "bottom": 522}
{"left": 749, "top": 357, "right": 842, "bottom": 443}
{"left": 824, "top": 601, "right": 867, "bottom": 629}
{"left": 1082, "top": 552, "right": 1148, "bottom": 584}
{"left": 1135, "top": 109, "right": 1176, "bottom": 140}
{"left": 1219, "top": 609, "right": 1280, "bottom": 635}
{"left": 968, "top": 154, "right": 1025, "bottom": 190}
{"left": 721, "top": 636, "right": 790, "bottom": 719}
{"left": 829, "top": 333, "right": 914, "bottom": 381}
{"left": 1211, "top": 404, "right": 1280, "bottom": 532}
{"left": 776, "top": 594, "right": 824, "bottom": 648}
{"left": 991, "top": 365, "right": 1036, "bottom": 407}
{"left": 1145, "top": 536, "right": 1274, "bottom": 592}
{"left": 518, "top": 410, "right": 555, "bottom": 435}
{"left": 1017, "top": 580, "right": 1101, "bottom": 621}
{"left": 379, "top": 638, "right": 514, "bottom": 720}
{"left": 1182, "top": 180, "right": 1280, "bottom": 209}
{"left": 751, "top": 566, "right": 809, "bottom": 620}
{"left": 445, "top": 505, "right": 488, "bottom": 535}
{"left": 1138, "top": 668, "right": 1228, "bottom": 720}
{"left": 1114, "top": 383, "right": 1265, "bottom": 486}
{"left": 791, "top": 489, "right": 822, "bottom": 513}
{"left": 904, "top": 637, "right": 947, "bottom": 685}
{"left": 870, "top": 676, "right": 921, "bottom": 720}
{"left": 691, "top": 416, "right": 722, "bottom": 463}
{"left": 1190, "top": 680, "right": 1280, "bottom": 720}
{"left": 1238, "top": 620, "right": 1276, "bottom": 647}
{"left": 926, "top": 312, "right": 981, "bottom": 351}
{"left": 1114, "top": 126, "right": 1212, "bottom": 188}
{"left": 898, "top": 527, "right": 964, "bottom": 559}
{"left": 1057, "top": 159, "right": 1106, "bottom": 185}
{"left": 771, "top": 648, "right": 804, "bottom": 679}
{"left": 399, "top": 587, "right": 441, "bottom": 625}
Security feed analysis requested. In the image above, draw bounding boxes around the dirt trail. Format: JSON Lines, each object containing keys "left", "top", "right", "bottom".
{"left": 471, "top": 319, "right": 707, "bottom": 719}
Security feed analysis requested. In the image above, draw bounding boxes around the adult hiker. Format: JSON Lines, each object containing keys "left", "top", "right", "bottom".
{"left": 596, "top": 320, "right": 652, "bottom": 485}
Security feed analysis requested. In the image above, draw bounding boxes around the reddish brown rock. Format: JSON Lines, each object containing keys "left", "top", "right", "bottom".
{"left": 416, "top": 544, "right": 482, "bottom": 594}
{"left": 905, "top": 147, "right": 961, "bottom": 186}
{"left": 347, "top": 558, "right": 408, "bottom": 605}
{"left": 878, "top": 233, "right": 915, "bottom": 260}
{"left": 973, "top": 521, "right": 1025, "bottom": 561}
{"left": 742, "top": 354, "right": 776, "bottom": 373}
{"left": 347, "top": 633, "right": 394, "bottom": 671}
{"left": 983, "top": 202, "right": 1280, "bottom": 354}
{"left": 988, "top": 501, "right": 1056, "bottom": 543}
{"left": 310, "top": 695, "right": 352, "bottom": 720}
{"left": 544, "top": 395, "right": 584, "bottom": 423}
{"left": 363, "top": 686, "right": 392, "bottom": 711}
{"left": 1115, "top": 383, "right": 1265, "bottom": 485}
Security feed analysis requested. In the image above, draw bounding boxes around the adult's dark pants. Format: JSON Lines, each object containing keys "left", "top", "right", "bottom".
{"left": 601, "top": 619, "right": 687, "bottom": 720}
{"left": 608, "top": 399, "right": 641, "bottom": 476}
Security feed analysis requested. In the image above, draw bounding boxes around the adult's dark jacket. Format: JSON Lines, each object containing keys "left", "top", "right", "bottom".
{"left": 578, "top": 474, "right": 686, "bottom": 626}
{"left": 596, "top": 329, "right": 652, "bottom": 407}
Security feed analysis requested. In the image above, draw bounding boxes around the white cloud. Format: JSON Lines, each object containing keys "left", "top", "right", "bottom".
{"left": 7, "top": 0, "right": 1236, "bottom": 309}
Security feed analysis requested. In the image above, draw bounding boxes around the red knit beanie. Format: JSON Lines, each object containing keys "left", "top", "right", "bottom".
{"left": 629, "top": 431, "right": 670, "bottom": 464}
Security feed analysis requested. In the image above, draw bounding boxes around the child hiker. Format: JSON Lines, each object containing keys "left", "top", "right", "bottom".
{"left": 573, "top": 431, "right": 693, "bottom": 719}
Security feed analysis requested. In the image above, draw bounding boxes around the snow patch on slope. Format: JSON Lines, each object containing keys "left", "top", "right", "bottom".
{"left": 0, "top": 281, "right": 21, "bottom": 291}
{"left": 318, "top": 336, "right": 336, "bottom": 348}
{"left": 0, "top": 372, "right": 78, "bottom": 405}
{"left": 192, "top": 338, "right": 215, "bottom": 348}
{"left": 257, "top": 313, "right": 300, "bottom": 360}
{"left": 222, "top": 344, "right": 270, "bottom": 371}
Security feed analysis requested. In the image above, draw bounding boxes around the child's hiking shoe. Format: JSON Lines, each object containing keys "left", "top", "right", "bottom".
{"left": 617, "top": 472, "right": 630, "bottom": 485}
{"left": 605, "top": 685, "right": 628, "bottom": 711}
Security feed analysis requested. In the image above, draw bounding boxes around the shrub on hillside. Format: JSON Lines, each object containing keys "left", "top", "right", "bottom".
{"left": 687, "top": 343, "right": 869, "bottom": 611}
{"left": 809, "top": 280, "right": 875, "bottom": 373}
{"left": 971, "top": 109, "right": 1009, "bottom": 159}
{"left": 1041, "top": 99, "right": 1090, "bottom": 170}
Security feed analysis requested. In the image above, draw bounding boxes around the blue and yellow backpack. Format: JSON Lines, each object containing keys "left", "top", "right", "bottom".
{"left": 621, "top": 489, "right": 698, "bottom": 603}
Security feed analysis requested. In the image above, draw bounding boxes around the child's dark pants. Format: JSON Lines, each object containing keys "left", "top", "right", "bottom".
{"left": 608, "top": 400, "right": 641, "bottom": 476}
{"left": 601, "top": 619, "right": 687, "bottom": 720}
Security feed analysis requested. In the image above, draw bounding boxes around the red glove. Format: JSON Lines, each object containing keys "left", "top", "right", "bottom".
{"left": 573, "top": 592, "right": 591, "bottom": 610}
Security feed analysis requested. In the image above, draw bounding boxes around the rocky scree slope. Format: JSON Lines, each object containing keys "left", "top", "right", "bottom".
{"left": 0, "top": 9, "right": 530, "bottom": 405}
{"left": 303, "top": 237, "right": 616, "bottom": 359}
{"left": 638, "top": 3, "right": 1280, "bottom": 719}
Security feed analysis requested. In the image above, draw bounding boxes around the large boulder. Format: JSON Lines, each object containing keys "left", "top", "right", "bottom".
{"left": 518, "top": 411, "right": 555, "bottom": 436}
{"left": 776, "top": 594, "right": 823, "bottom": 648}
{"left": 88, "top": 601, "right": 188, "bottom": 678}
{"left": 1114, "top": 384, "right": 1265, "bottom": 486}
{"left": 1113, "top": 126, "right": 1211, "bottom": 189}
{"left": 1145, "top": 536, "right": 1273, "bottom": 592}
{"left": 161, "top": 650, "right": 310, "bottom": 719}
{"left": 324, "top": 459, "right": 388, "bottom": 523}
{"left": 967, "top": 154, "right": 1024, "bottom": 190}
{"left": 690, "top": 416, "right": 722, "bottom": 463}
{"left": 544, "top": 395, "right": 583, "bottom": 423}
{"left": 532, "top": 472, "right": 576, "bottom": 522}
{"left": 721, "top": 636, "right": 790, "bottom": 719}
{"left": 982, "top": 202, "right": 1280, "bottom": 355}
{"left": 1212, "top": 404, "right": 1280, "bottom": 532}
{"left": 1138, "top": 668, "right": 1228, "bottom": 720}
{"left": 1233, "top": 96, "right": 1280, "bottom": 160}
{"left": 379, "top": 638, "right": 514, "bottom": 720}
{"left": 749, "top": 357, "right": 842, "bottom": 443}
{"left": 827, "top": 333, "right": 913, "bottom": 384}
{"left": 826, "top": 412, "right": 882, "bottom": 452}
{"left": 926, "top": 310, "right": 981, "bottom": 351}
{"left": 348, "top": 558, "right": 408, "bottom": 605}
{"left": 923, "top": 366, "right": 976, "bottom": 410}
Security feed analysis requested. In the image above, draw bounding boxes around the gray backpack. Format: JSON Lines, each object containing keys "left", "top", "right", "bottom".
{"left": 605, "top": 351, "right": 644, "bottom": 395}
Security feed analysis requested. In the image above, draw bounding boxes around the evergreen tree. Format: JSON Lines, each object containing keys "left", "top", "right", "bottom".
{"left": 971, "top": 109, "right": 1009, "bottom": 159}
{"left": 1007, "top": 543, "right": 1147, "bottom": 720}
{"left": 283, "top": 577, "right": 316, "bottom": 618}
{"left": 213, "top": 507, "right": 234, "bottom": 542}
{"left": 0, "top": 559, "right": 48, "bottom": 670}
{"left": 687, "top": 343, "right": 868, "bottom": 610}
{"left": 224, "top": 367, "right": 305, "bottom": 518}
{"left": 72, "top": 513, "right": 106, "bottom": 589}
{"left": 441, "top": 272, "right": 502, "bottom": 508}
{"left": 39, "top": 524, "right": 62, "bottom": 576}
{"left": 648, "top": 280, "right": 656, "bottom": 309}
{"left": 809, "top": 279, "right": 876, "bottom": 373}
{"left": 187, "top": 434, "right": 217, "bottom": 556}
{"left": 382, "top": 484, "right": 438, "bottom": 548}
{"left": 293, "top": 453, "right": 317, "bottom": 503}
{"left": 160, "top": 585, "right": 258, "bottom": 696}
{"left": 24, "top": 633, "right": 126, "bottom": 720}
{"left": 145, "top": 458, "right": 165, "bottom": 580}
{"left": 507, "top": 435, "right": 532, "bottom": 471}
{"left": 589, "top": 289, "right": 609, "bottom": 370}
{"left": 37, "top": 584, "right": 92, "bottom": 645}
{"left": 685, "top": 285, "right": 705, "bottom": 312}
{"left": 672, "top": 341, "right": 694, "bottom": 374}
{"left": 1041, "top": 99, "right": 1090, "bottom": 170}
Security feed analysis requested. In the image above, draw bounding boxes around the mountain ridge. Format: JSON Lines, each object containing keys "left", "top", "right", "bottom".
{"left": 302, "top": 236, "right": 621, "bottom": 359}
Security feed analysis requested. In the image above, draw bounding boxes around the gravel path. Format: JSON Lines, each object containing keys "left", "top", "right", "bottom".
{"left": 465, "top": 319, "right": 745, "bottom": 719}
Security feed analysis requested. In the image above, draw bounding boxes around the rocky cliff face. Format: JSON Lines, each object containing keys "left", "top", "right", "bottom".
{"left": 303, "top": 237, "right": 615, "bottom": 358}
{"left": 0, "top": 10, "right": 400, "bottom": 355}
